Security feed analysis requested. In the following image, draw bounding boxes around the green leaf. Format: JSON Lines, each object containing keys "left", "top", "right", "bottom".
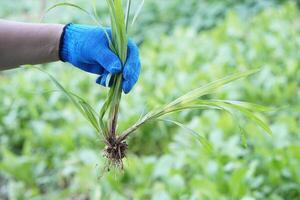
{"left": 32, "top": 67, "right": 83, "bottom": 114}
{"left": 239, "top": 126, "right": 248, "bottom": 148}
{"left": 197, "top": 100, "right": 273, "bottom": 135}
{"left": 79, "top": 100, "right": 101, "bottom": 134}
{"left": 118, "top": 70, "right": 261, "bottom": 141}
{"left": 112, "top": 0, "right": 128, "bottom": 61}
{"left": 103, "top": 0, "right": 128, "bottom": 138}
{"left": 132, "top": 0, "right": 145, "bottom": 26}
{"left": 92, "top": 0, "right": 100, "bottom": 22}
{"left": 165, "top": 69, "right": 260, "bottom": 109}
{"left": 160, "top": 119, "right": 212, "bottom": 153}
{"left": 32, "top": 67, "right": 102, "bottom": 136}
{"left": 223, "top": 102, "right": 272, "bottom": 135}
{"left": 213, "top": 100, "right": 272, "bottom": 112}
{"left": 46, "top": 2, "right": 91, "bottom": 16}
{"left": 45, "top": 2, "right": 101, "bottom": 27}
{"left": 125, "top": 0, "right": 132, "bottom": 31}
{"left": 99, "top": 85, "right": 115, "bottom": 136}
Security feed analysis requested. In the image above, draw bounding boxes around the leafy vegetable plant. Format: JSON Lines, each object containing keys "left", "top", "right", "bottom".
{"left": 44, "top": 0, "right": 271, "bottom": 169}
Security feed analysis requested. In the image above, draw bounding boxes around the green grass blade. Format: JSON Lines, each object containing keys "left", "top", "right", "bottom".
{"left": 145, "top": 70, "right": 260, "bottom": 121}
{"left": 32, "top": 67, "right": 103, "bottom": 135}
{"left": 239, "top": 126, "right": 248, "bottom": 148}
{"left": 186, "top": 100, "right": 272, "bottom": 141}
{"left": 160, "top": 119, "right": 212, "bottom": 153}
{"left": 223, "top": 102, "right": 272, "bottom": 135}
{"left": 32, "top": 67, "right": 84, "bottom": 114}
{"left": 213, "top": 100, "right": 272, "bottom": 112}
{"left": 106, "top": 0, "right": 121, "bottom": 56}
{"left": 118, "top": 70, "right": 268, "bottom": 141}
{"left": 45, "top": 2, "right": 101, "bottom": 27}
{"left": 131, "top": 0, "right": 145, "bottom": 26}
{"left": 92, "top": 0, "right": 100, "bottom": 22}
{"left": 99, "top": 87, "right": 114, "bottom": 135}
{"left": 112, "top": 0, "right": 128, "bottom": 61}
{"left": 197, "top": 100, "right": 272, "bottom": 135}
{"left": 79, "top": 100, "right": 101, "bottom": 134}
{"left": 166, "top": 69, "right": 260, "bottom": 108}
{"left": 46, "top": 2, "right": 90, "bottom": 16}
{"left": 192, "top": 101, "right": 249, "bottom": 147}
{"left": 103, "top": 0, "right": 128, "bottom": 139}
{"left": 125, "top": 0, "right": 132, "bottom": 31}
{"left": 69, "top": 92, "right": 99, "bottom": 117}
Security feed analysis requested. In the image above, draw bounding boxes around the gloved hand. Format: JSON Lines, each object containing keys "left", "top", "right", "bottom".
{"left": 59, "top": 24, "right": 141, "bottom": 94}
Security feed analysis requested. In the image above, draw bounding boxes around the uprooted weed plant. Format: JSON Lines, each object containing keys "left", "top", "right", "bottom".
{"left": 42, "top": 0, "right": 272, "bottom": 170}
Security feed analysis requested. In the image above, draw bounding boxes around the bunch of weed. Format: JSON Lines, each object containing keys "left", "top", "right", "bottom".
{"left": 43, "top": 0, "right": 272, "bottom": 169}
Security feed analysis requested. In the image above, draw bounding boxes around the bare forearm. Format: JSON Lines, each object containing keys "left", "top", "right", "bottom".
{"left": 0, "top": 20, "right": 64, "bottom": 70}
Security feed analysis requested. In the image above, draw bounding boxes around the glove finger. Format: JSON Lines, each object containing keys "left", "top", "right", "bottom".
{"left": 95, "top": 47, "right": 122, "bottom": 74}
{"left": 96, "top": 71, "right": 110, "bottom": 87}
{"left": 122, "top": 39, "right": 141, "bottom": 93}
{"left": 122, "top": 65, "right": 140, "bottom": 93}
{"left": 77, "top": 62, "right": 104, "bottom": 75}
{"left": 122, "top": 78, "right": 135, "bottom": 94}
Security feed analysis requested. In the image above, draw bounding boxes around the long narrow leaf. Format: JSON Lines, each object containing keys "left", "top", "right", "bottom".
{"left": 197, "top": 100, "right": 272, "bottom": 135}
{"left": 79, "top": 101, "right": 101, "bottom": 133}
{"left": 32, "top": 67, "right": 83, "bottom": 114}
{"left": 222, "top": 102, "right": 272, "bottom": 135}
{"left": 125, "top": 0, "right": 132, "bottom": 31}
{"left": 132, "top": 0, "right": 145, "bottom": 26}
{"left": 46, "top": 2, "right": 90, "bottom": 15}
{"left": 45, "top": 3, "right": 101, "bottom": 26}
{"left": 160, "top": 119, "right": 212, "bottom": 152}
{"left": 165, "top": 69, "right": 260, "bottom": 109}
{"left": 32, "top": 67, "right": 103, "bottom": 135}
{"left": 118, "top": 70, "right": 266, "bottom": 141}
{"left": 213, "top": 100, "right": 272, "bottom": 112}
{"left": 92, "top": 0, "right": 101, "bottom": 23}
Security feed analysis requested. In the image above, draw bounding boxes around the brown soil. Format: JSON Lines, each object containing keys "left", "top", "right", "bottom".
{"left": 104, "top": 136, "right": 128, "bottom": 169}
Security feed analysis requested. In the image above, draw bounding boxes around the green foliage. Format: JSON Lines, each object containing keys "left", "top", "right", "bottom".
{"left": 44, "top": 1, "right": 270, "bottom": 151}
{"left": 1, "top": 1, "right": 299, "bottom": 200}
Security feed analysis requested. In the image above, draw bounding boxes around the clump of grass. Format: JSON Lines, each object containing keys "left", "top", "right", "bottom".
{"left": 99, "top": 0, "right": 130, "bottom": 168}
{"left": 43, "top": 0, "right": 272, "bottom": 170}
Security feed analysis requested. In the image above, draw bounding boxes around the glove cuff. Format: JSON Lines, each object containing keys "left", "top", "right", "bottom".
{"left": 59, "top": 24, "right": 92, "bottom": 63}
{"left": 59, "top": 23, "right": 71, "bottom": 62}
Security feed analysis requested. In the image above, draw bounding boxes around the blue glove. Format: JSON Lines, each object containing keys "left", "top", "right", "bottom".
{"left": 59, "top": 24, "right": 141, "bottom": 94}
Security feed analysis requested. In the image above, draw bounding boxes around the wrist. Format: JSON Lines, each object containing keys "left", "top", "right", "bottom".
{"left": 41, "top": 23, "right": 64, "bottom": 62}
{"left": 59, "top": 23, "right": 72, "bottom": 62}
{"left": 59, "top": 24, "right": 99, "bottom": 63}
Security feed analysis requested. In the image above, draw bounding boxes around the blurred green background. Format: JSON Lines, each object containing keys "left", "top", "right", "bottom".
{"left": 0, "top": 0, "right": 300, "bottom": 199}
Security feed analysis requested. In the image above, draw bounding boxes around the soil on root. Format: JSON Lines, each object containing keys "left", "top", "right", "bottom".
{"left": 104, "top": 136, "right": 128, "bottom": 170}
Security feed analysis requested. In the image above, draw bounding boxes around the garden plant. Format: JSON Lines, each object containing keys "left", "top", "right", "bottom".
{"left": 43, "top": 0, "right": 272, "bottom": 170}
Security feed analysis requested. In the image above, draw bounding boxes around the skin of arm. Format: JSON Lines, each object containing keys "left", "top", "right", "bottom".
{"left": 0, "top": 20, "right": 64, "bottom": 70}
{"left": 0, "top": 20, "right": 141, "bottom": 93}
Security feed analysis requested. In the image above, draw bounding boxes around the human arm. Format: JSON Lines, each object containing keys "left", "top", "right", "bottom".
{"left": 0, "top": 20, "right": 63, "bottom": 70}
{"left": 0, "top": 21, "right": 141, "bottom": 93}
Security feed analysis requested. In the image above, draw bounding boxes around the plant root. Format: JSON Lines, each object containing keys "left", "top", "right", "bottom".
{"left": 104, "top": 136, "right": 128, "bottom": 170}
